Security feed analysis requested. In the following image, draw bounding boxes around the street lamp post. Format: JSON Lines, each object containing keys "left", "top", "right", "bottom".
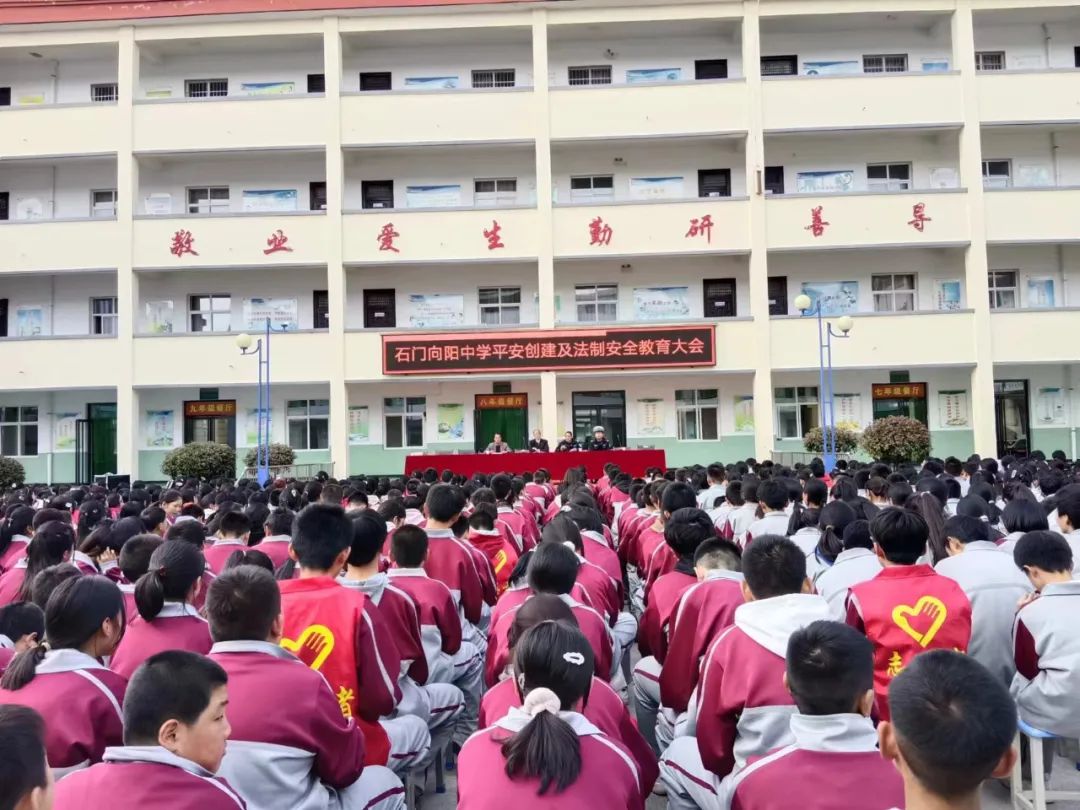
{"left": 794, "top": 294, "right": 854, "bottom": 472}
{"left": 236, "top": 317, "right": 288, "bottom": 486}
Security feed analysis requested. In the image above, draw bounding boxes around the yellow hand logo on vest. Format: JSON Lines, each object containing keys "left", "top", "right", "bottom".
{"left": 891, "top": 596, "right": 947, "bottom": 648}
{"left": 281, "top": 624, "right": 336, "bottom": 670}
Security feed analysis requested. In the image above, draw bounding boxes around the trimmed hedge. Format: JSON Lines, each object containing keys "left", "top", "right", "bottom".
{"left": 161, "top": 442, "right": 237, "bottom": 481}
{"left": 859, "top": 416, "right": 932, "bottom": 464}
{"left": 243, "top": 442, "right": 297, "bottom": 469}
{"left": 803, "top": 425, "right": 860, "bottom": 454}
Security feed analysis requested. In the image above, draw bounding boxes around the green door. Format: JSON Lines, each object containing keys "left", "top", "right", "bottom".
{"left": 473, "top": 406, "right": 528, "bottom": 452}
{"left": 88, "top": 403, "right": 117, "bottom": 476}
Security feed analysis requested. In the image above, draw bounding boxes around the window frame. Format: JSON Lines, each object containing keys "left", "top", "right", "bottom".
{"left": 975, "top": 51, "right": 1006, "bottom": 71}
{"left": 703, "top": 278, "right": 737, "bottom": 318}
{"left": 866, "top": 162, "right": 913, "bottom": 192}
{"left": 478, "top": 286, "right": 522, "bottom": 326}
{"left": 384, "top": 396, "right": 426, "bottom": 449}
{"left": 474, "top": 177, "right": 518, "bottom": 207}
{"left": 471, "top": 68, "right": 516, "bottom": 89}
{"left": 863, "top": 54, "right": 908, "bottom": 73}
{"left": 186, "top": 186, "right": 231, "bottom": 215}
{"left": 568, "top": 65, "right": 612, "bottom": 86}
{"left": 0, "top": 406, "right": 38, "bottom": 457}
{"left": 569, "top": 174, "right": 615, "bottom": 203}
{"left": 761, "top": 55, "right": 798, "bottom": 76}
{"left": 982, "top": 159, "right": 1012, "bottom": 189}
{"left": 286, "top": 399, "right": 330, "bottom": 450}
{"left": 90, "top": 188, "right": 118, "bottom": 218}
{"left": 188, "top": 293, "right": 232, "bottom": 333}
{"left": 775, "top": 387, "right": 820, "bottom": 441}
{"left": 574, "top": 283, "right": 618, "bottom": 323}
{"left": 988, "top": 270, "right": 1019, "bottom": 310}
{"left": 871, "top": 273, "right": 918, "bottom": 313}
{"left": 90, "top": 83, "right": 118, "bottom": 102}
{"left": 675, "top": 389, "right": 719, "bottom": 441}
{"left": 184, "top": 78, "right": 229, "bottom": 99}
{"left": 90, "top": 296, "right": 118, "bottom": 336}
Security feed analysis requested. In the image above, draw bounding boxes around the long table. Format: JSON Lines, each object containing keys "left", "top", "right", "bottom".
{"left": 404, "top": 448, "right": 667, "bottom": 480}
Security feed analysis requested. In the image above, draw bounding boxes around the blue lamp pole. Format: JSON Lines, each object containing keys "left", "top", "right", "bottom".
{"left": 794, "top": 294, "right": 854, "bottom": 473}
{"left": 236, "top": 317, "right": 288, "bottom": 486}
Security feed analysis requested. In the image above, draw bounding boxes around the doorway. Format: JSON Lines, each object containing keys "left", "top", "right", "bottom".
{"left": 995, "top": 380, "right": 1030, "bottom": 457}
{"left": 473, "top": 394, "right": 528, "bottom": 452}
{"left": 572, "top": 391, "right": 626, "bottom": 448}
{"left": 183, "top": 401, "right": 237, "bottom": 447}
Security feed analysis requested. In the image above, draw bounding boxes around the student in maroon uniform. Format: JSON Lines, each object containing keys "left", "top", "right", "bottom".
{"left": 53, "top": 650, "right": 244, "bottom": 810}
{"left": 467, "top": 503, "right": 518, "bottom": 598}
{"left": 255, "top": 507, "right": 294, "bottom": 570}
{"left": 165, "top": 520, "right": 215, "bottom": 611}
{"left": 0, "top": 521, "right": 75, "bottom": 606}
{"left": 203, "top": 512, "right": 251, "bottom": 575}
{"left": 28, "top": 564, "right": 81, "bottom": 612}
{"left": 110, "top": 541, "right": 212, "bottom": 680}
{"left": 0, "top": 506, "right": 36, "bottom": 573}
{"left": 0, "top": 575, "right": 127, "bottom": 776}
{"left": 640, "top": 483, "right": 699, "bottom": 605}
{"left": 0, "top": 705, "right": 54, "bottom": 810}
{"left": 726, "top": 620, "right": 904, "bottom": 810}
{"left": 459, "top": 619, "right": 644, "bottom": 809}
{"left": 206, "top": 565, "right": 406, "bottom": 810}
{"left": 0, "top": 602, "right": 44, "bottom": 676}
{"left": 116, "top": 534, "right": 163, "bottom": 619}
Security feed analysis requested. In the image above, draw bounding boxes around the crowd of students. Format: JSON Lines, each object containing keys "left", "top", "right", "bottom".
{"left": 0, "top": 451, "right": 1076, "bottom": 809}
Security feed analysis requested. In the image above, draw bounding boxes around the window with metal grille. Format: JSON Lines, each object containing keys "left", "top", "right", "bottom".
{"left": 703, "top": 278, "right": 737, "bottom": 318}
{"left": 90, "top": 297, "right": 118, "bottom": 335}
{"left": 768, "top": 277, "right": 788, "bottom": 315}
{"left": 479, "top": 286, "right": 521, "bottom": 325}
{"left": 287, "top": 399, "right": 329, "bottom": 450}
{"left": 775, "top": 387, "right": 819, "bottom": 440}
{"left": 575, "top": 284, "right": 617, "bottom": 322}
{"left": 867, "top": 163, "right": 912, "bottom": 192}
{"left": 568, "top": 66, "right": 612, "bottom": 86}
{"left": 982, "top": 159, "right": 1011, "bottom": 189}
{"left": 360, "top": 72, "right": 392, "bottom": 91}
{"left": 361, "top": 180, "right": 394, "bottom": 209}
{"left": 313, "top": 290, "right": 329, "bottom": 329}
{"left": 764, "top": 166, "right": 785, "bottom": 195}
{"left": 91, "top": 189, "right": 117, "bottom": 218}
{"left": 363, "top": 289, "right": 396, "bottom": 328}
{"left": 309, "top": 181, "right": 327, "bottom": 211}
{"left": 187, "top": 186, "right": 230, "bottom": 214}
{"left": 872, "top": 273, "right": 917, "bottom": 312}
{"left": 189, "top": 294, "right": 231, "bottom": 332}
{"left": 0, "top": 407, "right": 37, "bottom": 457}
{"left": 569, "top": 175, "right": 614, "bottom": 203}
{"left": 385, "top": 397, "right": 425, "bottom": 448}
{"left": 761, "top": 55, "right": 797, "bottom": 76}
{"left": 676, "top": 390, "right": 719, "bottom": 441}
{"left": 474, "top": 178, "right": 517, "bottom": 207}
{"left": 185, "top": 79, "right": 228, "bottom": 98}
{"left": 988, "top": 270, "right": 1018, "bottom": 310}
{"left": 975, "top": 51, "right": 1005, "bottom": 71}
{"left": 698, "top": 169, "right": 731, "bottom": 198}
{"left": 863, "top": 54, "right": 908, "bottom": 73}
{"left": 91, "top": 83, "right": 117, "bottom": 102}
{"left": 472, "top": 69, "right": 515, "bottom": 88}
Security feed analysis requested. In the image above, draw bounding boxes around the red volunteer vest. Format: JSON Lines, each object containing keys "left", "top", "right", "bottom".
{"left": 851, "top": 565, "right": 972, "bottom": 719}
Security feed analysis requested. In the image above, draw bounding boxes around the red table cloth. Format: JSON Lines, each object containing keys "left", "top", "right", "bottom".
{"left": 404, "top": 449, "right": 668, "bottom": 480}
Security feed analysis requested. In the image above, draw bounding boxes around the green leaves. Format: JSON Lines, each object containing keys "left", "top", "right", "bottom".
{"left": 161, "top": 442, "right": 237, "bottom": 481}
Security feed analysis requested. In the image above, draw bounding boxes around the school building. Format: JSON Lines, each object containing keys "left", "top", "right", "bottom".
{"left": 1, "top": 0, "right": 1080, "bottom": 481}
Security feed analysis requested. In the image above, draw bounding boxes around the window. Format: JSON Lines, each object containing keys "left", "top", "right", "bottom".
{"left": 0, "top": 299, "right": 8, "bottom": 337}
{"left": 287, "top": 399, "right": 329, "bottom": 450}
{"left": 867, "top": 163, "right": 912, "bottom": 192}
{"left": 361, "top": 180, "right": 394, "bottom": 209}
{"left": 360, "top": 72, "right": 392, "bottom": 91}
{"left": 189, "top": 294, "right": 231, "bottom": 332}
{"left": 988, "top": 270, "right": 1018, "bottom": 310}
{"left": 703, "top": 278, "right": 737, "bottom": 318}
{"left": 0, "top": 407, "right": 37, "bottom": 456}
{"left": 90, "top": 297, "right": 118, "bottom": 335}
{"left": 91, "top": 83, "right": 117, "bottom": 102}
{"left": 764, "top": 166, "right": 785, "bottom": 195}
{"left": 474, "top": 178, "right": 517, "bottom": 207}
{"left": 0, "top": 87, "right": 10, "bottom": 106}
{"left": 872, "top": 273, "right": 917, "bottom": 312}
{"left": 363, "top": 289, "right": 396, "bottom": 328}
{"left": 982, "top": 159, "right": 1011, "bottom": 189}
{"left": 676, "top": 390, "right": 719, "bottom": 441}
{"left": 575, "top": 284, "right": 617, "bottom": 322}
{"left": 568, "top": 66, "right": 612, "bottom": 86}
{"left": 863, "top": 54, "right": 908, "bottom": 73}
{"left": 698, "top": 169, "right": 731, "bottom": 198}
{"left": 384, "top": 397, "right": 425, "bottom": 448}
{"left": 570, "top": 175, "right": 614, "bottom": 203}
{"left": 185, "top": 79, "right": 228, "bottom": 98}
{"left": 479, "top": 286, "right": 521, "bottom": 325}
{"left": 768, "top": 276, "right": 788, "bottom": 316}
{"left": 187, "top": 186, "right": 230, "bottom": 215}
{"left": 695, "top": 59, "right": 728, "bottom": 80}
{"left": 309, "top": 181, "right": 327, "bottom": 211}
{"left": 975, "top": 51, "right": 1005, "bottom": 71}
{"left": 313, "top": 290, "right": 329, "bottom": 329}
{"left": 307, "top": 73, "right": 325, "bottom": 93}
{"left": 761, "top": 55, "right": 797, "bottom": 76}
{"left": 472, "top": 69, "right": 515, "bottom": 88}
{"left": 91, "top": 189, "right": 117, "bottom": 218}
{"left": 775, "top": 387, "right": 819, "bottom": 440}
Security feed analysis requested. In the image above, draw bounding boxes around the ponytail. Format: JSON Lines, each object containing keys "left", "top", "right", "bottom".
{"left": 814, "top": 501, "right": 858, "bottom": 566}
{"left": 502, "top": 702, "right": 581, "bottom": 795}
{"left": 0, "top": 506, "right": 35, "bottom": 558}
{"left": 1, "top": 642, "right": 48, "bottom": 691}
{"left": 134, "top": 541, "right": 205, "bottom": 621}
{"left": 15, "top": 521, "right": 75, "bottom": 603}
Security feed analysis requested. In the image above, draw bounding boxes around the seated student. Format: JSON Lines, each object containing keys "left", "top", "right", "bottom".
{"left": 203, "top": 512, "right": 251, "bottom": 576}
{"left": 478, "top": 595, "right": 658, "bottom": 794}
{"left": 0, "top": 704, "right": 54, "bottom": 810}
{"left": 0, "top": 602, "right": 45, "bottom": 676}
{"left": 999, "top": 500, "right": 1048, "bottom": 555}
{"left": 567, "top": 506, "right": 622, "bottom": 589}
{"left": 813, "top": 520, "right": 881, "bottom": 619}
{"left": 0, "top": 576, "right": 126, "bottom": 776}
{"left": 116, "top": 534, "right": 163, "bottom": 619}
{"left": 744, "top": 480, "right": 790, "bottom": 545}
{"left": 0, "top": 506, "right": 35, "bottom": 573}
{"left": 725, "top": 620, "right": 904, "bottom": 810}
{"left": 255, "top": 507, "right": 294, "bottom": 570}
{"left": 206, "top": 566, "right": 406, "bottom": 810}
{"left": 485, "top": 542, "right": 614, "bottom": 687}
{"left": 53, "top": 650, "right": 244, "bottom": 810}
{"left": 935, "top": 515, "right": 1030, "bottom": 687}
{"left": 1011, "top": 530, "right": 1080, "bottom": 739}
{"left": 165, "top": 521, "right": 215, "bottom": 611}
{"left": 802, "top": 501, "right": 859, "bottom": 584}
{"left": 659, "top": 536, "right": 830, "bottom": 810}
{"left": 109, "top": 542, "right": 212, "bottom": 680}
{"left": 0, "top": 521, "right": 75, "bottom": 607}
{"left": 467, "top": 503, "right": 518, "bottom": 597}
{"left": 458, "top": 620, "right": 644, "bottom": 810}
{"left": 29, "top": 564, "right": 81, "bottom": 612}
{"left": 544, "top": 515, "right": 624, "bottom": 629}
{"left": 641, "top": 483, "right": 700, "bottom": 603}
{"left": 1053, "top": 492, "right": 1080, "bottom": 571}
{"left": 724, "top": 481, "right": 760, "bottom": 549}
{"left": 278, "top": 503, "right": 429, "bottom": 775}
{"left": 633, "top": 508, "right": 714, "bottom": 755}
{"left": 697, "top": 464, "right": 727, "bottom": 511}
{"left": 222, "top": 549, "right": 274, "bottom": 573}
{"left": 880, "top": 651, "right": 1016, "bottom": 810}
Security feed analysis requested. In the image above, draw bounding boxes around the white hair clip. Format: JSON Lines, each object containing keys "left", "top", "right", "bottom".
{"left": 563, "top": 651, "right": 585, "bottom": 666}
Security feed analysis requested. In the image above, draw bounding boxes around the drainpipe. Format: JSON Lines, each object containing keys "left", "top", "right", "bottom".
{"left": 1042, "top": 23, "right": 1052, "bottom": 68}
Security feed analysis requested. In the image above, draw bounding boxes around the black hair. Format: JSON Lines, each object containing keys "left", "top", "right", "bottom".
{"left": 0, "top": 602, "right": 44, "bottom": 647}
{"left": 348, "top": 511, "right": 388, "bottom": 567}
{"left": 814, "top": 500, "right": 858, "bottom": 564}
{"left": 119, "top": 534, "right": 165, "bottom": 583}
{"left": 661, "top": 481, "right": 697, "bottom": 514}
{"left": 391, "top": 525, "right": 428, "bottom": 569}
{"left": 803, "top": 478, "right": 828, "bottom": 508}
{"left": 377, "top": 499, "right": 406, "bottom": 524}
{"left": 840, "top": 520, "right": 872, "bottom": 551}
{"left": 1013, "top": 530, "right": 1073, "bottom": 574}
{"left": 742, "top": 535, "right": 806, "bottom": 599}
{"left": 134, "top": 541, "right": 206, "bottom": 620}
{"left": 1002, "top": 500, "right": 1049, "bottom": 535}
{"left": 218, "top": 511, "right": 251, "bottom": 539}
{"left": 2, "top": 575, "right": 124, "bottom": 691}
{"left": 541, "top": 514, "right": 583, "bottom": 553}
{"left": 0, "top": 506, "right": 34, "bottom": 559}
{"left": 122, "top": 650, "right": 228, "bottom": 746}
{"left": 224, "top": 549, "right": 274, "bottom": 573}
{"left": 905, "top": 492, "right": 948, "bottom": 565}
{"left": 664, "top": 507, "right": 715, "bottom": 559}
{"left": 503, "top": 621, "right": 594, "bottom": 795}
{"left": 112, "top": 516, "right": 149, "bottom": 550}
{"left": 77, "top": 499, "right": 109, "bottom": 541}
{"left": 757, "top": 479, "right": 790, "bottom": 511}
{"left": 16, "top": 520, "right": 75, "bottom": 603}
{"left": 526, "top": 541, "right": 579, "bottom": 596}
{"left": 0, "top": 705, "right": 49, "bottom": 808}
{"left": 888, "top": 650, "right": 1015, "bottom": 799}
{"left": 166, "top": 519, "right": 207, "bottom": 548}
{"left": 206, "top": 565, "right": 281, "bottom": 643}
{"left": 693, "top": 537, "right": 742, "bottom": 571}
{"left": 469, "top": 502, "right": 498, "bottom": 532}
{"left": 31, "top": 508, "right": 69, "bottom": 531}
{"left": 508, "top": 593, "right": 578, "bottom": 649}
{"left": 786, "top": 620, "right": 873, "bottom": 715}
{"left": 943, "top": 515, "right": 988, "bottom": 546}
{"left": 264, "top": 507, "right": 294, "bottom": 538}
{"left": 139, "top": 506, "right": 167, "bottom": 534}
{"left": 426, "top": 484, "right": 466, "bottom": 523}
{"left": 870, "top": 508, "right": 929, "bottom": 565}
{"left": 29, "top": 563, "right": 81, "bottom": 611}
{"left": 1056, "top": 492, "right": 1080, "bottom": 530}
{"left": 290, "top": 503, "right": 352, "bottom": 571}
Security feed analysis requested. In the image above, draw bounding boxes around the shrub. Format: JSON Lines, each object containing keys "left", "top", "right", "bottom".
{"left": 243, "top": 443, "right": 296, "bottom": 469}
{"left": 859, "top": 416, "right": 932, "bottom": 464}
{"left": 0, "top": 457, "right": 26, "bottom": 488}
{"left": 161, "top": 442, "right": 237, "bottom": 481}
{"left": 803, "top": 425, "right": 859, "bottom": 454}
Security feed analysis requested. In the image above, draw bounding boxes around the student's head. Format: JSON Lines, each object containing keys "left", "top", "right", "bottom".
{"left": 1002, "top": 500, "right": 1049, "bottom": 535}
{"left": 881, "top": 651, "right": 1016, "bottom": 802}
{"left": 663, "top": 507, "right": 715, "bottom": 561}
{"left": 813, "top": 500, "right": 858, "bottom": 565}
{"left": 692, "top": 538, "right": 741, "bottom": 579}
{"left": 161, "top": 490, "right": 183, "bottom": 517}
{"left": 1056, "top": 492, "right": 1080, "bottom": 533}
{"left": 118, "top": 534, "right": 164, "bottom": 584}
{"left": 660, "top": 481, "right": 697, "bottom": 518}
{"left": 347, "top": 511, "right": 388, "bottom": 568}
{"left": 506, "top": 620, "right": 595, "bottom": 795}
{"left": 139, "top": 506, "right": 167, "bottom": 536}
{"left": 223, "top": 549, "right": 274, "bottom": 573}
{"left": 319, "top": 484, "right": 343, "bottom": 506}
{"left": 1013, "top": 530, "right": 1073, "bottom": 591}
{"left": 870, "top": 508, "right": 929, "bottom": 566}
{"left": 123, "top": 651, "right": 230, "bottom": 774}
{"left": 289, "top": 503, "right": 352, "bottom": 574}
{"left": 29, "top": 564, "right": 81, "bottom": 612}
{"left": 842, "top": 520, "right": 873, "bottom": 551}
{"left": 0, "top": 705, "right": 53, "bottom": 810}
{"left": 942, "top": 515, "right": 988, "bottom": 557}
{"left": 166, "top": 519, "right": 208, "bottom": 549}
{"left": 217, "top": 511, "right": 250, "bottom": 541}
{"left": 740, "top": 535, "right": 808, "bottom": 601}
{"left": 757, "top": 479, "right": 790, "bottom": 512}
{"left": 16, "top": 521, "right": 75, "bottom": 603}
{"left": 526, "top": 541, "right": 579, "bottom": 596}
{"left": 263, "top": 507, "right": 294, "bottom": 538}
{"left": 135, "top": 541, "right": 205, "bottom": 621}
{"left": 468, "top": 503, "right": 498, "bottom": 533}
{"left": 786, "top": 620, "right": 874, "bottom": 716}
{"left": 0, "top": 602, "right": 45, "bottom": 653}
{"left": 390, "top": 525, "right": 429, "bottom": 569}
{"left": 507, "top": 593, "right": 578, "bottom": 650}
{"left": 206, "top": 565, "right": 281, "bottom": 644}
{"left": 425, "top": 484, "right": 466, "bottom": 525}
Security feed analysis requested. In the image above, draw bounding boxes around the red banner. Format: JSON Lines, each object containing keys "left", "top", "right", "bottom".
{"left": 383, "top": 325, "right": 716, "bottom": 375}
{"left": 184, "top": 400, "right": 237, "bottom": 417}
{"left": 476, "top": 394, "right": 528, "bottom": 409}
{"left": 872, "top": 383, "right": 926, "bottom": 400}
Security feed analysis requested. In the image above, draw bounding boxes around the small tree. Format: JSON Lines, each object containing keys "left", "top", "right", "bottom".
{"left": 860, "top": 416, "right": 932, "bottom": 464}
{"left": 803, "top": 425, "right": 859, "bottom": 454}
{"left": 243, "top": 443, "right": 296, "bottom": 469}
{"left": 0, "top": 457, "right": 26, "bottom": 488}
{"left": 161, "top": 442, "right": 237, "bottom": 481}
